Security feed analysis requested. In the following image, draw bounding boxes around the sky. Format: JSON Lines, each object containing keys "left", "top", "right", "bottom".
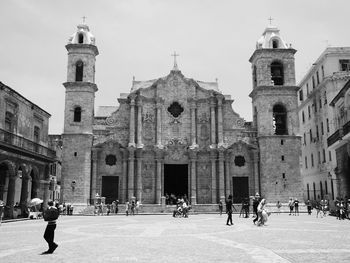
{"left": 1, "top": 0, "right": 350, "bottom": 134}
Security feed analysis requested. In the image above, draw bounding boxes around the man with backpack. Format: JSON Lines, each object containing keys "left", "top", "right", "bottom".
{"left": 41, "top": 200, "right": 59, "bottom": 254}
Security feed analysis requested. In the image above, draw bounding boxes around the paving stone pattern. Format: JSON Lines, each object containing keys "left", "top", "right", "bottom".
{"left": 0, "top": 213, "right": 350, "bottom": 263}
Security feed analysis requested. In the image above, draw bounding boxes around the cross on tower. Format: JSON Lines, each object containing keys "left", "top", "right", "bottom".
{"left": 268, "top": 16, "right": 274, "bottom": 25}
{"left": 82, "top": 16, "right": 87, "bottom": 24}
{"left": 171, "top": 51, "right": 179, "bottom": 70}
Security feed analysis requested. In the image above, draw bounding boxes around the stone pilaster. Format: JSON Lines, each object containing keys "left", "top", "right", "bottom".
{"left": 6, "top": 176, "right": 15, "bottom": 218}
{"left": 128, "top": 96, "right": 136, "bottom": 147}
{"left": 136, "top": 150, "right": 142, "bottom": 201}
{"left": 90, "top": 148, "right": 99, "bottom": 200}
{"left": 217, "top": 95, "right": 224, "bottom": 146}
{"left": 225, "top": 153, "right": 231, "bottom": 198}
{"left": 137, "top": 98, "right": 144, "bottom": 148}
{"left": 122, "top": 150, "right": 128, "bottom": 203}
{"left": 210, "top": 98, "right": 216, "bottom": 147}
{"left": 128, "top": 148, "right": 135, "bottom": 199}
{"left": 190, "top": 100, "right": 198, "bottom": 148}
{"left": 190, "top": 150, "right": 197, "bottom": 204}
{"left": 218, "top": 150, "right": 225, "bottom": 200}
{"left": 156, "top": 99, "right": 163, "bottom": 148}
{"left": 210, "top": 150, "right": 217, "bottom": 204}
{"left": 155, "top": 150, "right": 163, "bottom": 204}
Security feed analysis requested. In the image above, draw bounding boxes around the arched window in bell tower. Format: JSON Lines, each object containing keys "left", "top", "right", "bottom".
{"left": 253, "top": 65, "right": 257, "bottom": 88}
{"left": 272, "top": 104, "right": 287, "bottom": 135}
{"left": 75, "top": 61, "right": 84, "bottom": 82}
{"left": 271, "top": 61, "right": 284, "bottom": 85}
{"left": 272, "top": 39, "right": 279, "bottom": 48}
{"left": 73, "top": 106, "right": 82, "bottom": 122}
{"left": 78, "top": 33, "right": 84, "bottom": 44}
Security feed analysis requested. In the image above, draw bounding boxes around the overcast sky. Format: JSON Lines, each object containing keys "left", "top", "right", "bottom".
{"left": 1, "top": 0, "right": 350, "bottom": 134}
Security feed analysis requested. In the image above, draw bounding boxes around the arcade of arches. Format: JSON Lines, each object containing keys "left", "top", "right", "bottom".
{"left": 0, "top": 160, "right": 50, "bottom": 219}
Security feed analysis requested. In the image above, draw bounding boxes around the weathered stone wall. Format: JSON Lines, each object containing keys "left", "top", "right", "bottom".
{"left": 258, "top": 136, "right": 303, "bottom": 202}
{"left": 61, "top": 134, "right": 93, "bottom": 204}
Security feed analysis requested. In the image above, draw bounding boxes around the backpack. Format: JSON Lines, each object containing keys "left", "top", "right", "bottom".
{"left": 44, "top": 207, "right": 59, "bottom": 221}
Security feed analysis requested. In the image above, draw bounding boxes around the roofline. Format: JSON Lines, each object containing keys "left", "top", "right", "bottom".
{"left": 0, "top": 81, "right": 51, "bottom": 117}
{"left": 298, "top": 47, "right": 350, "bottom": 86}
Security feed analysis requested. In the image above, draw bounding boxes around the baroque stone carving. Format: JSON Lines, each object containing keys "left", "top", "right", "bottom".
{"left": 165, "top": 138, "right": 188, "bottom": 161}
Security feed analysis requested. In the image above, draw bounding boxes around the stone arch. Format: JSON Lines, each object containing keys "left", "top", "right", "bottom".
{"left": 272, "top": 103, "right": 288, "bottom": 135}
{"left": 75, "top": 60, "right": 84, "bottom": 81}
{"left": 270, "top": 37, "right": 281, "bottom": 48}
{"left": 28, "top": 166, "right": 40, "bottom": 199}
{"left": 270, "top": 60, "right": 284, "bottom": 85}
{"left": 0, "top": 160, "right": 15, "bottom": 205}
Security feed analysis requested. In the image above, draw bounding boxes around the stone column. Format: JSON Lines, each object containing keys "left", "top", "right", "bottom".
{"left": 42, "top": 180, "right": 50, "bottom": 208}
{"left": 91, "top": 148, "right": 98, "bottom": 200}
{"left": 156, "top": 99, "right": 163, "bottom": 148}
{"left": 217, "top": 95, "right": 224, "bottom": 146}
{"left": 218, "top": 150, "right": 225, "bottom": 200}
{"left": 128, "top": 96, "right": 136, "bottom": 147}
{"left": 137, "top": 98, "right": 144, "bottom": 148}
{"left": 20, "top": 171, "right": 29, "bottom": 206}
{"left": 190, "top": 101, "right": 198, "bottom": 147}
{"left": 122, "top": 151, "right": 128, "bottom": 203}
{"left": 210, "top": 151, "right": 217, "bottom": 204}
{"left": 136, "top": 150, "right": 142, "bottom": 201}
{"left": 155, "top": 150, "right": 163, "bottom": 204}
{"left": 128, "top": 148, "right": 135, "bottom": 199}
{"left": 6, "top": 176, "right": 16, "bottom": 218}
{"left": 225, "top": 153, "right": 231, "bottom": 198}
{"left": 190, "top": 151, "right": 197, "bottom": 204}
{"left": 210, "top": 98, "right": 216, "bottom": 147}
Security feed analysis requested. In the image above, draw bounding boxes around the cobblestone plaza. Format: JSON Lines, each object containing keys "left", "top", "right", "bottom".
{"left": 1, "top": 213, "right": 350, "bottom": 263}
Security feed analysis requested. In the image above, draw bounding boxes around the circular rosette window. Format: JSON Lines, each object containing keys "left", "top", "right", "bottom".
{"left": 167, "top": 101, "right": 184, "bottom": 118}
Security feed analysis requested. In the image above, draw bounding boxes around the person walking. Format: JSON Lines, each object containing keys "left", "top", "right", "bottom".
{"left": 288, "top": 198, "right": 294, "bottom": 215}
{"left": 294, "top": 198, "right": 299, "bottom": 216}
{"left": 257, "top": 199, "right": 267, "bottom": 226}
{"left": 41, "top": 200, "right": 59, "bottom": 254}
{"left": 252, "top": 193, "right": 260, "bottom": 224}
{"left": 306, "top": 200, "right": 312, "bottom": 215}
{"left": 276, "top": 201, "right": 282, "bottom": 215}
{"left": 225, "top": 195, "right": 234, "bottom": 226}
{"left": 218, "top": 200, "right": 223, "bottom": 216}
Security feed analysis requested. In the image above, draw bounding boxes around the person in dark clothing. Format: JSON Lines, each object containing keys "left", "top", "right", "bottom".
{"left": 294, "top": 198, "right": 299, "bottom": 216}
{"left": 252, "top": 193, "right": 260, "bottom": 224}
{"left": 42, "top": 200, "right": 59, "bottom": 254}
{"left": 306, "top": 200, "right": 312, "bottom": 215}
{"left": 225, "top": 195, "right": 233, "bottom": 226}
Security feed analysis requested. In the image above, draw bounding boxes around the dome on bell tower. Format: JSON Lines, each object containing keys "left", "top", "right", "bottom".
{"left": 256, "top": 25, "right": 290, "bottom": 49}
{"left": 68, "top": 23, "right": 96, "bottom": 45}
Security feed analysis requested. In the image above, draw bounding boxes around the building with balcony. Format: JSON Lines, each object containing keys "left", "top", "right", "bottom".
{"left": 0, "top": 81, "right": 56, "bottom": 219}
{"left": 328, "top": 80, "right": 350, "bottom": 198}
{"left": 297, "top": 47, "right": 350, "bottom": 202}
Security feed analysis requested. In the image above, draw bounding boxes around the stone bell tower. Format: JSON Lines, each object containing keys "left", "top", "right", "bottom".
{"left": 249, "top": 24, "right": 303, "bottom": 202}
{"left": 61, "top": 23, "right": 98, "bottom": 209}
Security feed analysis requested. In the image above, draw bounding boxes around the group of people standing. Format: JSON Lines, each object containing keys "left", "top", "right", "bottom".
{"left": 287, "top": 197, "right": 300, "bottom": 216}
{"left": 125, "top": 199, "right": 141, "bottom": 216}
{"left": 225, "top": 193, "right": 269, "bottom": 226}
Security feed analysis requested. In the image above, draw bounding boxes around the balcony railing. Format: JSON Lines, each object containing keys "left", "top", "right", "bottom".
{"left": 327, "top": 130, "right": 341, "bottom": 147}
{"left": 0, "top": 128, "right": 56, "bottom": 159}
{"left": 327, "top": 119, "right": 350, "bottom": 147}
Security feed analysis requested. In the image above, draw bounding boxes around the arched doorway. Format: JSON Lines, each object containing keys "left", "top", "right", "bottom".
{"left": 0, "top": 162, "right": 10, "bottom": 203}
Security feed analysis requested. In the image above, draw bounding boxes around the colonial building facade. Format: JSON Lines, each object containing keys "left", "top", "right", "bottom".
{"left": 0, "top": 81, "right": 57, "bottom": 218}
{"left": 61, "top": 23, "right": 304, "bottom": 210}
{"left": 297, "top": 47, "right": 350, "bottom": 201}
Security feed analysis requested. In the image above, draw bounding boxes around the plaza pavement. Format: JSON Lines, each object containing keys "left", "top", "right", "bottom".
{"left": 0, "top": 212, "right": 350, "bottom": 263}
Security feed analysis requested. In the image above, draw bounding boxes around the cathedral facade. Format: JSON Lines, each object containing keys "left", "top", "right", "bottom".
{"left": 61, "top": 23, "right": 304, "bottom": 209}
